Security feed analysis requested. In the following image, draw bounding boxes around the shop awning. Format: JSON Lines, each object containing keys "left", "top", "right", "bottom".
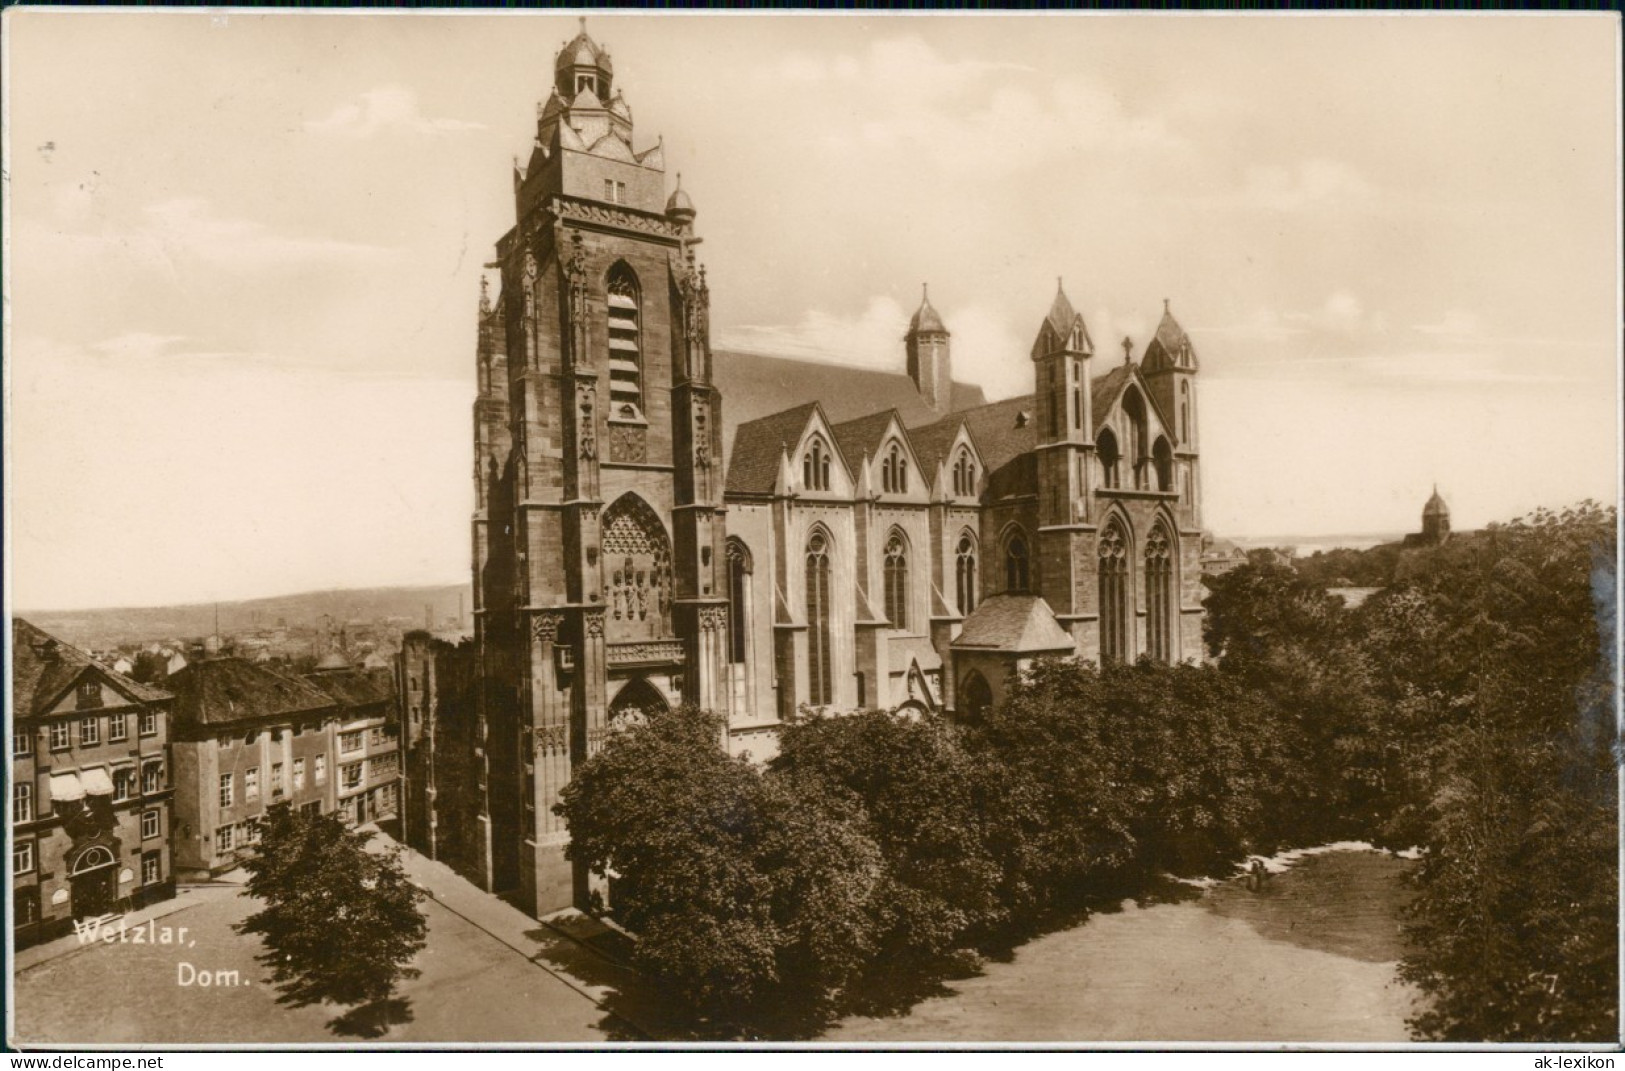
{"left": 80, "top": 767, "right": 114, "bottom": 796}
{"left": 49, "top": 771, "right": 85, "bottom": 803}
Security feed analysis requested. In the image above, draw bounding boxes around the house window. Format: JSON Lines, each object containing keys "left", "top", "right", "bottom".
{"left": 601, "top": 178, "right": 627, "bottom": 204}
{"left": 78, "top": 717, "right": 100, "bottom": 747}
{"left": 76, "top": 680, "right": 102, "bottom": 709}
{"left": 219, "top": 773, "right": 234, "bottom": 809}
{"left": 882, "top": 443, "right": 908, "bottom": 494}
{"left": 371, "top": 752, "right": 398, "bottom": 780}
{"left": 340, "top": 731, "right": 364, "bottom": 754}
{"left": 369, "top": 727, "right": 386, "bottom": 748}
{"left": 49, "top": 722, "right": 70, "bottom": 751}
{"left": 139, "top": 711, "right": 158, "bottom": 737}
{"left": 142, "top": 762, "right": 163, "bottom": 795}
{"left": 14, "top": 839, "right": 35, "bottom": 874}
{"left": 16, "top": 890, "right": 40, "bottom": 926}
{"left": 1099, "top": 521, "right": 1130, "bottom": 664}
{"left": 1004, "top": 532, "right": 1031, "bottom": 594}
{"left": 272, "top": 763, "right": 284, "bottom": 795}
{"left": 245, "top": 767, "right": 260, "bottom": 801}
{"left": 12, "top": 783, "right": 33, "bottom": 825}
{"left": 114, "top": 768, "right": 136, "bottom": 802}
{"left": 13, "top": 728, "right": 31, "bottom": 757}
{"left": 142, "top": 851, "right": 161, "bottom": 886}
{"left": 802, "top": 438, "right": 832, "bottom": 492}
{"left": 141, "top": 810, "right": 160, "bottom": 840}
{"left": 883, "top": 532, "right": 909, "bottom": 630}
{"left": 217, "top": 824, "right": 234, "bottom": 852}
{"left": 293, "top": 758, "right": 306, "bottom": 791}
{"left": 805, "top": 531, "right": 833, "bottom": 706}
{"left": 342, "top": 762, "right": 365, "bottom": 791}
{"left": 302, "top": 801, "right": 322, "bottom": 819}
{"left": 956, "top": 533, "right": 978, "bottom": 615}
{"left": 109, "top": 714, "right": 128, "bottom": 742}
{"left": 315, "top": 756, "right": 327, "bottom": 785}
{"left": 607, "top": 263, "right": 643, "bottom": 413}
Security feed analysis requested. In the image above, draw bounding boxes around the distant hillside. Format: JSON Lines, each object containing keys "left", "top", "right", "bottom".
{"left": 17, "top": 584, "right": 472, "bottom": 651}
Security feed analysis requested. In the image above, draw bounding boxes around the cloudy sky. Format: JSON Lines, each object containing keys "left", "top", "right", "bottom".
{"left": 5, "top": 11, "right": 1619, "bottom": 610}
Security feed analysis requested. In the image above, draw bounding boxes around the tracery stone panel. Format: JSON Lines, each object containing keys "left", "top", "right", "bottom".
{"left": 601, "top": 493, "right": 673, "bottom": 642}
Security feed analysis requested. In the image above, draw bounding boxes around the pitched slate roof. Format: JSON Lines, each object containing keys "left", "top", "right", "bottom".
{"left": 951, "top": 594, "right": 1075, "bottom": 654}
{"left": 11, "top": 618, "right": 170, "bottom": 717}
{"left": 168, "top": 657, "right": 337, "bottom": 731}
{"left": 939, "top": 395, "right": 1037, "bottom": 476}
{"left": 305, "top": 666, "right": 395, "bottom": 711}
{"left": 725, "top": 401, "right": 818, "bottom": 496}
{"left": 905, "top": 415, "right": 968, "bottom": 482}
{"left": 712, "top": 350, "right": 986, "bottom": 449}
{"left": 829, "top": 409, "right": 900, "bottom": 475}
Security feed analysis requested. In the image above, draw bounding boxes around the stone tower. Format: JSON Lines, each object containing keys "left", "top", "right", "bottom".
{"left": 474, "top": 22, "right": 725, "bottom": 917}
{"left": 1421, "top": 487, "right": 1451, "bottom": 545}
{"left": 905, "top": 284, "right": 952, "bottom": 417}
{"left": 1029, "top": 281, "right": 1097, "bottom": 647}
{"left": 1141, "top": 298, "right": 1202, "bottom": 532}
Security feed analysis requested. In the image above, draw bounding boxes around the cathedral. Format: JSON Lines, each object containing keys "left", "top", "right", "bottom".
{"left": 453, "top": 25, "right": 1207, "bottom": 916}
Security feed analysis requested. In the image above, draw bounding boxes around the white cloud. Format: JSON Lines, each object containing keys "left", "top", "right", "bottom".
{"left": 1236, "top": 158, "right": 1375, "bottom": 212}
{"left": 1413, "top": 309, "right": 1483, "bottom": 339}
{"left": 718, "top": 296, "right": 912, "bottom": 368}
{"left": 114, "top": 198, "right": 391, "bottom": 271}
{"left": 304, "top": 85, "right": 485, "bottom": 138}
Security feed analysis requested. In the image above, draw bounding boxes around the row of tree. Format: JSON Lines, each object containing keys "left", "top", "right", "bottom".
{"left": 558, "top": 658, "right": 1309, "bottom": 1034}
{"left": 1203, "top": 502, "right": 1618, "bottom": 1042}
{"left": 558, "top": 502, "right": 1615, "bottom": 1040}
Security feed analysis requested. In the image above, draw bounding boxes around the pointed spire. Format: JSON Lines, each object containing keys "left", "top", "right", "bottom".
{"left": 1033, "top": 276, "right": 1092, "bottom": 358}
{"left": 1121, "top": 336, "right": 1133, "bottom": 366}
{"left": 908, "top": 282, "right": 948, "bottom": 336}
{"left": 1144, "top": 297, "right": 1198, "bottom": 373}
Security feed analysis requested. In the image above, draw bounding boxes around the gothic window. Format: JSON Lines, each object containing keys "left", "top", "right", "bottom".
{"left": 601, "top": 493, "right": 673, "bottom": 642}
{"left": 806, "top": 531, "right": 834, "bottom": 706}
{"left": 1123, "top": 389, "right": 1149, "bottom": 489}
{"left": 1048, "top": 364, "right": 1061, "bottom": 438}
{"left": 1153, "top": 436, "right": 1174, "bottom": 493}
{"left": 726, "top": 539, "right": 752, "bottom": 666}
{"left": 1099, "top": 520, "right": 1130, "bottom": 664}
{"left": 883, "top": 531, "right": 909, "bottom": 630}
{"left": 1098, "top": 428, "right": 1121, "bottom": 489}
{"left": 803, "top": 437, "right": 832, "bottom": 492}
{"left": 882, "top": 443, "right": 908, "bottom": 494}
{"left": 1180, "top": 381, "right": 1191, "bottom": 444}
{"left": 1004, "top": 530, "right": 1031, "bottom": 594}
{"left": 955, "top": 532, "right": 978, "bottom": 615}
{"left": 953, "top": 449, "right": 976, "bottom": 497}
{"left": 1145, "top": 524, "right": 1175, "bottom": 664}
{"left": 607, "top": 264, "right": 642, "bottom": 414}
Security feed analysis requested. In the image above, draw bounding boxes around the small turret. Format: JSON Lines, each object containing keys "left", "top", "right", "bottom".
{"left": 905, "top": 284, "right": 952, "bottom": 417}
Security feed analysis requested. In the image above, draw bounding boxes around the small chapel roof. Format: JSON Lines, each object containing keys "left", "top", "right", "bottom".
{"left": 951, "top": 595, "right": 1075, "bottom": 654}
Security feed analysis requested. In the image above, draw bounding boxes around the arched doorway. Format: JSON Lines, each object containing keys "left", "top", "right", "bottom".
{"left": 959, "top": 670, "right": 993, "bottom": 720}
{"left": 69, "top": 844, "right": 118, "bottom": 919}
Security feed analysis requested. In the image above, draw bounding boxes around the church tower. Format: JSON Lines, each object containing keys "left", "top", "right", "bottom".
{"left": 475, "top": 21, "right": 725, "bottom": 917}
{"left": 1141, "top": 299, "right": 1201, "bottom": 532}
{"left": 1030, "top": 282, "right": 1097, "bottom": 644}
{"left": 1421, "top": 487, "right": 1451, "bottom": 545}
{"left": 905, "top": 285, "right": 952, "bottom": 416}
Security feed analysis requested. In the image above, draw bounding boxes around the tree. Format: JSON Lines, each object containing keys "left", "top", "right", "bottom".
{"left": 236, "top": 803, "right": 427, "bottom": 1034}
{"left": 556, "top": 706, "right": 884, "bottom": 1029}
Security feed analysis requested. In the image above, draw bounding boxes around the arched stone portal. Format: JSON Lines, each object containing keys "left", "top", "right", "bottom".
{"left": 601, "top": 494, "right": 673, "bottom": 643}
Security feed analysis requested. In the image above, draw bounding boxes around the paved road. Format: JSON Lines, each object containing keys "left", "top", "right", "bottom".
{"left": 12, "top": 880, "right": 613, "bottom": 1044}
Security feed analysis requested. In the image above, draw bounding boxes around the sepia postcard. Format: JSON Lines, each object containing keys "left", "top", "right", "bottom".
{"left": 3, "top": 8, "right": 1620, "bottom": 1052}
